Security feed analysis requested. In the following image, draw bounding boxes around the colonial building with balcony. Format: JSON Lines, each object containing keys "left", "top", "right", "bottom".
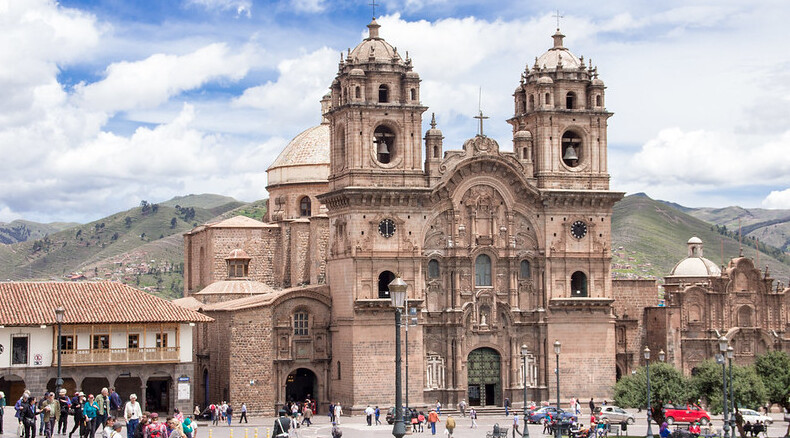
{"left": 0, "top": 281, "right": 212, "bottom": 413}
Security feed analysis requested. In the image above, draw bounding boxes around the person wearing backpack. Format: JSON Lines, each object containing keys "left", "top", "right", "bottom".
{"left": 330, "top": 422, "right": 342, "bottom": 438}
{"left": 272, "top": 410, "right": 290, "bottom": 438}
{"left": 145, "top": 413, "right": 166, "bottom": 438}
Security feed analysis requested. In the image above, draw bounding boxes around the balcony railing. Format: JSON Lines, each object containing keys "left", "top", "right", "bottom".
{"left": 53, "top": 347, "right": 180, "bottom": 366}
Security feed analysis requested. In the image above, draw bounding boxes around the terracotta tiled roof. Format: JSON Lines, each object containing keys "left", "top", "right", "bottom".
{"left": 208, "top": 216, "right": 268, "bottom": 228}
{"left": 194, "top": 280, "right": 275, "bottom": 295}
{"left": 203, "top": 284, "right": 328, "bottom": 312}
{"left": 0, "top": 282, "right": 213, "bottom": 326}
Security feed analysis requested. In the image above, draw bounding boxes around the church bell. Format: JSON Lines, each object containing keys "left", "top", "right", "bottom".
{"left": 377, "top": 140, "right": 389, "bottom": 154}
{"left": 563, "top": 145, "right": 578, "bottom": 161}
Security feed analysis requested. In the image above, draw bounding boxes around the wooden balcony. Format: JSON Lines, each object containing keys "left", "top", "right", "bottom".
{"left": 54, "top": 347, "right": 180, "bottom": 366}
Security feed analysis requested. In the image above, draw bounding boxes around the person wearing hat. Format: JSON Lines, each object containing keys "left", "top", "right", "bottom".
{"left": 331, "top": 422, "right": 342, "bottom": 438}
{"left": 109, "top": 423, "right": 123, "bottom": 438}
{"left": 123, "top": 395, "right": 142, "bottom": 438}
{"left": 145, "top": 413, "right": 166, "bottom": 438}
{"left": 42, "top": 392, "right": 60, "bottom": 438}
{"left": 57, "top": 389, "right": 71, "bottom": 435}
{"left": 68, "top": 393, "right": 84, "bottom": 438}
{"left": 273, "top": 410, "right": 290, "bottom": 438}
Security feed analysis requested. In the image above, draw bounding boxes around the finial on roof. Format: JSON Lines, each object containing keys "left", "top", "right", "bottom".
{"left": 368, "top": 17, "right": 381, "bottom": 39}
{"left": 552, "top": 28, "right": 565, "bottom": 49}
{"left": 369, "top": 0, "right": 378, "bottom": 18}
{"left": 430, "top": 113, "right": 437, "bottom": 129}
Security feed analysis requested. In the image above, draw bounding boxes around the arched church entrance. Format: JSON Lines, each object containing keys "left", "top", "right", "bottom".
{"left": 285, "top": 368, "right": 317, "bottom": 404}
{"left": 467, "top": 347, "right": 501, "bottom": 407}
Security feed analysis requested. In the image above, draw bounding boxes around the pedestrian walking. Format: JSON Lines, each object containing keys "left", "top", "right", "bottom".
{"left": 333, "top": 402, "right": 342, "bottom": 425}
{"left": 435, "top": 400, "right": 441, "bottom": 416}
{"left": 513, "top": 413, "right": 521, "bottom": 437}
{"left": 469, "top": 408, "right": 477, "bottom": 429}
{"left": 330, "top": 422, "right": 341, "bottom": 438}
{"left": 239, "top": 403, "right": 247, "bottom": 424}
{"left": 84, "top": 395, "right": 98, "bottom": 438}
{"left": 445, "top": 415, "right": 456, "bottom": 437}
{"left": 365, "top": 405, "right": 373, "bottom": 426}
{"left": 427, "top": 409, "right": 438, "bottom": 435}
{"left": 68, "top": 393, "right": 84, "bottom": 438}
{"left": 123, "top": 395, "right": 141, "bottom": 438}
{"left": 95, "top": 389, "right": 109, "bottom": 432}
{"left": 458, "top": 400, "right": 466, "bottom": 418}
{"left": 108, "top": 390, "right": 122, "bottom": 420}
{"left": 225, "top": 405, "right": 232, "bottom": 426}
{"left": 273, "top": 410, "right": 290, "bottom": 438}
{"left": 57, "top": 389, "right": 71, "bottom": 435}
{"left": 42, "top": 392, "right": 60, "bottom": 438}
{"left": 589, "top": 398, "right": 595, "bottom": 415}
{"left": 375, "top": 406, "right": 381, "bottom": 425}
{"left": 0, "top": 391, "right": 6, "bottom": 435}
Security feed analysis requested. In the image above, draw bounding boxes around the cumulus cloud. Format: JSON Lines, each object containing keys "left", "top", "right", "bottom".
{"left": 184, "top": 0, "right": 252, "bottom": 17}
{"left": 290, "top": 0, "right": 326, "bottom": 13}
{"left": 233, "top": 47, "right": 337, "bottom": 133}
{"left": 762, "top": 188, "right": 790, "bottom": 209}
{"left": 73, "top": 43, "right": 259, "bottom": 113}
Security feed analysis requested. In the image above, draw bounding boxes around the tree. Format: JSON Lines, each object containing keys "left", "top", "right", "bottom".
{"left": 754, "top": 350, "right": 790, "bottom": 411}
{"left": 170, "top": 217, "right": 177, "bottom": 229}
{"left": 125, "top": 217, "right": 132, "bottom": 228}
{"left": 691, "top": 359, "right": 766, "bottom": 414}
{"left": 151, "top": 203, "right": 159, "bottom": 213}
{"left": 614, "top": 362, "right": 693, "bottom": 424}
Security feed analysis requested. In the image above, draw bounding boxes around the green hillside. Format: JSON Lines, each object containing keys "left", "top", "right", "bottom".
{"left": 613, "top": 194, "right": 790, "bottom": 281}
{"left": 160, "top": 193, "right": 242, "bottom": 209}
{"left": 0, "top": 198, "right": 240, "bottom": 283}
{"left": 0, "top": 220, "right": 78, "bottom": 245}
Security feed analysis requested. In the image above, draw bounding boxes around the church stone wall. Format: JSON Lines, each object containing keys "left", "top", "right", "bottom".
{"left": 228, "top": 306, "right": 275, "bottom": 416}
{"left": 613, "top": 279, "right": 658, "bottom": 373}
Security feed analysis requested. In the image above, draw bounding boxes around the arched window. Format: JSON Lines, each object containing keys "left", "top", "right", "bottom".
{"left": 571, "top": 271, "right": 587, "bottom": 297}
{"left": 520, "top": 260, "right": 531, "bottom": 279}
{"left": 475, "top": 254, "right": 492, "bottom": 287}
{"left": 355, "top": 86, "right": 361, "bottom": 99}
{"left": 378, "top": 84, "right": 389, "bottom": 103}
{"left": 410, "top": 88, "right": 416, "bottom": 101}
{"left": 428, "top": 259, "right": 440, "bottom": 279}
{"left": 299, "top": 196, "right": 311, "bottom": 217}
{"left": 227, "top": 259, "right": 249, "bottom": 278}
{"left": 738, "top": 306, "right": 753, "bottom": 327}
{"left": 566, "top": 91, "right": 576, "bottom": 109}
{"left": 293, "top": 312, "right": 309, "bottom": 336}
{"left": 528, "top": 94, "right": 535, "bottom": 111}
{"left": 337, "top": 127, "right": 346, "bottom": 169}
{"left": 545, "top": 92, "right": 551, "bottom": 107}
{"left": 378, "top": 270, "right": 396, "bottom": 299}
{"left": 336, "top": 361, "right": 341, "bottom": 380}
{"left": 595, "top": 95, "right": 602, "bottom": 107}
{"left": 519, "top": 99, "right": 526, "bottom": 113}
{"left": 342, "top": 87, "right": 347, "bottom": 104}
{"left": 561, "top": 131, "right": 582, "bottom": 167}
{"left": 433, "top": 145, "right": 439, "bottom": 158}
{"left": 374, "top": 125, "right": 396, "bottom": 164}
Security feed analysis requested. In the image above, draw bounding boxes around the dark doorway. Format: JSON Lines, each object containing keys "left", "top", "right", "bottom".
{"left": 146, "top": 377, "right": 171, "bottom": 413}
{"left": 114, "top": 376, "right": 142, "bottom": 403}
{"left": 467, "top": 347, "right": 501, "bottom": 406}
{"left": 203, "top": 369, "right": 210, "bottom": 408}
{"left": 82, "top": 377, "right": 110, "bottom": 397}
{"left": 485, "top": 384, "right": 496, "bottom": 405}
{"left": 285, "top": 368, "right": 317, "bottom": 405}
{"left": 46, "top": 377, "right": 77, "bottom": 395}
{"left": 0, "top": 375, "right": 26, "bottom": 402}
{"left": 468, "top": 385, "right": 481, "bottom": 406}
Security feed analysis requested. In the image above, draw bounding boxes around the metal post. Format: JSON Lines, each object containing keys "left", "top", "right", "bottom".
{"left": 728, "top": 355, "right": 734, "bottom": 432}
{"left": 722, "top": 360, "right": 729, "bottom": 438}
{"left": 555, "top": 352, "right": 560, "bottom": 438}
{"left": 56, "top": 319, "right": 63, "bottom": 393}
{"left": 404, "top": 300, "right": 409, "bottom": 424}
{"left": 646, "top": 360, "right": 653, "bottom": 438}
{"left": 392, "top": 307, "right": 406, "bottom": 438}
{"left": 522, "top": 352, "right": 530, "bottom": 438}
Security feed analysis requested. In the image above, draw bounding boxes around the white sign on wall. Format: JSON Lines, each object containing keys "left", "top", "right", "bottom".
{"left": 177, "top": 383, "right": 190, "bottom": 400}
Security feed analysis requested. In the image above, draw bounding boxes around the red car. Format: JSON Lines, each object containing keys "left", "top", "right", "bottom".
{"left": 663, "top": 404, "right": 711, "bottom": 425}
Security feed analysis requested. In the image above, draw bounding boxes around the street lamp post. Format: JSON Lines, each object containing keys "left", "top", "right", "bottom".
{"left": 388, "top": 276, "right": 408, "bottom": 438}
{"left": 554, "top": 340, "right": 561, "bottom": 438}
{"left": 727, "top": 346, "right": 735, "bottom": 432}
{"left": 645, "top": 347, "right": 653, "bottom": 438}
{"left": 54, "top": 306, "right": 65, "bottom": 394}
{"left": 718, "top": 336, "right": 730, "bottom": 438}
{"left": 521, "top": 344, "right": 531, "bottom": 438}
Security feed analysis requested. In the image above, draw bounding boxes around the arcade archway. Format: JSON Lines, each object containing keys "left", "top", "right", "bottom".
{"left": 467, "top": 347, "right": 501, "bottom": 406}
{"left": 285, "top": 368, "right": 317, "bottom": 404}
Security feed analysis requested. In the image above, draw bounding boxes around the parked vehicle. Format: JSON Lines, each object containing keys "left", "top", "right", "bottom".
{"left": 527, "top": 406, "right": 577, "bottom": 424}
{"left": 598, "top": 406, "right": 635, "bottom": 424}
{"left": 738, "top": 409, "right": 772, "bottom": 425}
{"left": 663, "top": 404, "right": 710, "bottom": 425}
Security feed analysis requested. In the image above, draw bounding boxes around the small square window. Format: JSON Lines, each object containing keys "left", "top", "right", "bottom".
{"left": 156, "top": 333, "right": 168, "bottom": 348}
{"left": 59, "top": 335, "right": 75, "bottom": 350}
{"left": 293, "top": 312, "right": 309, "bottom": 336}
{"left": 12, "top": 336, "right": 28, "bottom": 365}
{"left": 128, "top": 334, "right": 139, "bottom": 349}
{"left": 92, "top": 334, "right": 109, "bottom": 350}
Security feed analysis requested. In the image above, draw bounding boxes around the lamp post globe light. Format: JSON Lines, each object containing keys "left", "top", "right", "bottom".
{"left": 554, "top": 340, "right": 561, "bottom": 438}
{"left": 718, "top": 336, "right": 730, "bottom": 438}
{"left": 521, "top": 344, "right": 531, "bottom": 438}
{"left": 726, "top": 346, "right": 734, "bottom": 432}
{"left": 644, "top": 347, "right": 653, "bottom": 438}
{"left": 54, "top": 306, "right": 65, "bottom": 394}
{"left": 388, "top": 276, "right": 408, "bottom": 438}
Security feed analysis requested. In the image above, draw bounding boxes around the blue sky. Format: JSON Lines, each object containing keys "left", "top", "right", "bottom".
{"left": 1, "top": 0, "right": 789, "bottom": 223}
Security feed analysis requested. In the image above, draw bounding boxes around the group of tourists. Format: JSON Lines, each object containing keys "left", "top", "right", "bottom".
{"left": 207, "top": 401, "right": 245, "bottom": 426}
{"left": 9, "top": 387, "right": 127, "bottom": 438}
{"left": 283, "top": 398, "right": 315, "bottom": 427}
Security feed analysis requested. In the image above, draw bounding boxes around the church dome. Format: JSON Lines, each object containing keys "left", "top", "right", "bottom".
{"left": 514, "top": 130, "right": 532, "bottom": 140}
{"left": 349, "top": 68, "right": 365, "bottom": 76}
{"left": 266, "top": 124, "right": 330, "bottom": 187}
{"left": 591, "top": 77, "right": 605, "bottom": 86}
{"left": 348, "top": 18, "right": 404, "bottom": 64}
{"left": 536, "top": 29, "right": 582, "bottom": 70}
{"left": 668, "top": 237, "right": 721, "bottom": 278}
{"left": 537, "top": 76, "right": 554, "bottom": 85}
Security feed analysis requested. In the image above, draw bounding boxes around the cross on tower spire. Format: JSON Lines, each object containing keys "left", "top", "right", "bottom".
{"left": 474, "top": 87, "right": 489, "bottom": 136}
{"left": 369, "top": 0, "right": 378, "bottom": 18}
{"left": 553, "top": 9, "right": 564, "bottom": 29}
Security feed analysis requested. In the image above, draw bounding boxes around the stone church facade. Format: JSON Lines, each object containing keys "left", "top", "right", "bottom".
{"left": 181, "top": 20, "right": 627, "bottom": 415}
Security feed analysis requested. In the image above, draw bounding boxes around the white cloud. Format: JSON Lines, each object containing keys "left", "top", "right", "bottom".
{"left": 762, "top": 189, "right": 790, "bottom": 209}
{"left": 290, "top": 0, "right": 326, "bottom": 13}
{"left": 73, "top": 43, "right": 259, "bottom": 113}
{"left": 233, "top": 47, "right": 337, "bottom": 133}
{"left": 184, "top": 0, "right": 252, "bottom": 17}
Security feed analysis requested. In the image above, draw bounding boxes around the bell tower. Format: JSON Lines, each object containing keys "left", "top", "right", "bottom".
{"left": 508, "top": 28, "right": 610, "bottom": 190}
{"left": 326, "top": 18, "right": 428, "bottom": 191}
